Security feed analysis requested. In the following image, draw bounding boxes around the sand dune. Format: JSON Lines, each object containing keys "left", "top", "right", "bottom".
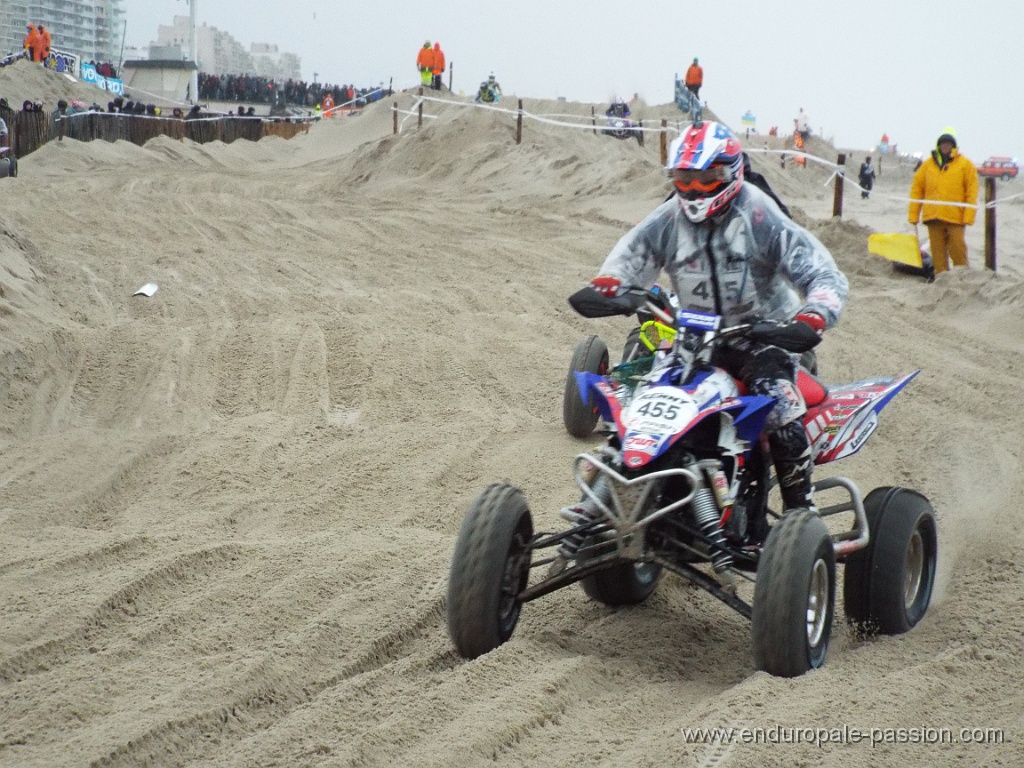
{"left": 2, "top": 67, "right": 1023, "bottom": 767}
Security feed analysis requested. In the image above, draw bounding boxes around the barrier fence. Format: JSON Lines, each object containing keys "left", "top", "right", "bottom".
{"left": 389, "top": 90, "right": 1020, "bottom": 273}
{"left": 0, "top": 106, "right": 311, "bottom": 161}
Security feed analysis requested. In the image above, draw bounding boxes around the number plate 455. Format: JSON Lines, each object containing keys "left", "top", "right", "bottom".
{"left": 624, "top": 386, "right": 698, "bottom": 436}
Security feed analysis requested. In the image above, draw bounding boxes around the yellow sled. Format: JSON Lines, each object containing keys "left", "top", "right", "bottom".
{"left": 868, "top": 232, "right": 922, "bottom": 268}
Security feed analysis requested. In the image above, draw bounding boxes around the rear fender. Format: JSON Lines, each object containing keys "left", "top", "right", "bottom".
{"left": 806, "top": 371, "right": 919, "bottom": 464}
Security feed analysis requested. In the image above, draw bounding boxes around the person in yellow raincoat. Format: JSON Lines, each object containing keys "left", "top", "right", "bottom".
{"left": 908, "top": 129, "right": 979, "bottom": 275}
{"left": 416, "top": 41, "right": 434, "bottom": 87}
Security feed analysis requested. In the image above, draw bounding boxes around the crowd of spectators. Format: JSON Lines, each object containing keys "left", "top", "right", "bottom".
{"left": 1, "top": 50, "right": 28, "bottom": 68}
{"left": 85, "top": 61, "right": 119, "bottom": 78}
{"left": 197, "top": 73, "right": 389, "bottom": 109}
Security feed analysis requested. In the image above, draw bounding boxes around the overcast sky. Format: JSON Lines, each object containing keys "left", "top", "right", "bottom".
{"left": 121, "top": 0, "right": 1021, "bottom": 159}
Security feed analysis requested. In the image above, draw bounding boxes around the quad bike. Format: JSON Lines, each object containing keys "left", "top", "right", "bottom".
{"left": 602, "top": 117, "right": 643, "bottom": 145}
{"left": 562, "top": 285, "right": 816, "bottom": 438}
{"left": 447, "top": 286, "right": 938, "bottom": 677}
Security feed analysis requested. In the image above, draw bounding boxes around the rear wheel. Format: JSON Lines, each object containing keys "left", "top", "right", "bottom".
{"left": 621, "top": 326, "right": 644, "bottom": 363}
{"left": 447, "top": 483, "right": 533, "bottom": 659}
{"left": 843, "top": 487, "right": 938, "bottom": 635}
{"left": 562, "top": 335, "right": 609, "bottom": 437}
{"left": 751, "top": 509, "right": 835, "bottom": 677}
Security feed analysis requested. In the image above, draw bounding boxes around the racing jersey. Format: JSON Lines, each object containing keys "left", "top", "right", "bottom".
{"left": 597, "top": 183, "right": 848, "bottom": 328}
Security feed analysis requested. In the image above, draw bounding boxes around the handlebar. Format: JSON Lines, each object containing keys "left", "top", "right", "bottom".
{"left": 567, "top": 286, "right": 674, "bottom": 325}
{"left": 568, "top": 286, "right": 821, "bottom": 354}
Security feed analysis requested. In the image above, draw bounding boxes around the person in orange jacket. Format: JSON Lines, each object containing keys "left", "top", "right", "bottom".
{"left": 430, "top": 42, "right": 446, "bottom": 90}
{"left": 416, "top": 41, "right": 434, "bottom": 87}
{"left": 38, "top": 24, "right": 52, "bottom": 63}
{"left": 684, "top": 57, "right": 703, "bottom": 99}
{"left": 24, "top": 23, "right": 39, "bottom": 62}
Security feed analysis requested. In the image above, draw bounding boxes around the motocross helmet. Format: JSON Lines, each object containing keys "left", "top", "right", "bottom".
{"left": 666, "top": 121, "right": 744, "bottom": 223}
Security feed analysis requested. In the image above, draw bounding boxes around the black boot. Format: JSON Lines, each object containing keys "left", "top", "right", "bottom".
{"left": 769, "top": 420, "right": 815, "bottom": 511}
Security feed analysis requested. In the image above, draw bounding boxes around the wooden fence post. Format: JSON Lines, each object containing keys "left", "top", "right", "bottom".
{"left": 448, "top": 62, "right": 453, "bottom": 92}
{"left": 516, "top": 99, "right": 523, "bottom": 145}
{"left": 659, "top": 119, "right": 668, "bottom": 166}
{"left": 418, "top": 87, "right": 423, "bottom": 128}
{"left": 832, "top": 153, "right": 846, "bottom": 218}
{"left": 591, "top": 106, "right": 596, "bottom": 136}
{"left": 637, "top": 120, "right": 644, "bottom": 148}
{"left": 985, "top": 177, "right": 997, "bottom": 272}
{"left": 392, "top": 102, "right": 397, "bottom": 134}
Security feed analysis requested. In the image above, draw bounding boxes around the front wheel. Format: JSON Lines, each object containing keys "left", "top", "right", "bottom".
{"left": 447, "top": 483, "right": 533, "bottom": 659}
{"left": 751, "top": 509, "right": 836, "bottom": 677}
{"left": 562, "top": 335, "right": 609, "bottom": 437}
{"left": 843, "top": 487, "right": 938, "bottom": 636}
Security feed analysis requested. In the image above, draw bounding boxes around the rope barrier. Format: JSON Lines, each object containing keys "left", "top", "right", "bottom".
{"left": 398, "top": 89, "right": 1022, "bottom": 214}
{"left": 745, "top": 147, "right": 1015, "bottom": 212}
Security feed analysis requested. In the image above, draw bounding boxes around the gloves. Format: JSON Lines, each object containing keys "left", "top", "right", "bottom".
{"left": 795, "top": 312, "right": 826, "bottom": 334}
{"left": 590, "top": 275, "right": 621, "bottom": 298}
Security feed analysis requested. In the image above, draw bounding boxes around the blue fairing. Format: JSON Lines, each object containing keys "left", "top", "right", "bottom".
{"left": 575, "top": 369, "right": 776, "bottom": 444}
{"left": 573, "top": 371, "right": 605, "bottom": 407}
{"left": 729, "top": 395, "right": 776, "bottom": 443}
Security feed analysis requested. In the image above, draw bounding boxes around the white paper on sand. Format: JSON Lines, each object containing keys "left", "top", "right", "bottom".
{"left": 133, "top": 283, "right": 158, "bottom": 297}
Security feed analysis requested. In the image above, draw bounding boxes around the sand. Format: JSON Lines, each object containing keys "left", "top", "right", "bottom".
{"left": 2, "top": 61, "right": 1024, "bottom": 767}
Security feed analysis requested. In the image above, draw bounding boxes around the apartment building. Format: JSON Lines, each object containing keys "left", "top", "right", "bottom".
{"left": 0, "top": 0, "right": 125, "bottom": 63}
{"left": 154, "top": 16, "right": 300, "bottom": 81}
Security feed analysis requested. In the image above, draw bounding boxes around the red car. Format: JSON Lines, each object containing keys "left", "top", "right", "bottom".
{"left": 978, "top": 156, "right": 1019, "bottom": 181}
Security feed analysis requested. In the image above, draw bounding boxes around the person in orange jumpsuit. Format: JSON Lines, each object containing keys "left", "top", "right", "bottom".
{"left": 684, "top": 57, "right": 703, "bottom": 99}
{"left": 416, "top": 41, "right": 434, "bottom": 87}
{"left": 430, "top": 42, "right": 446, "bottom": 90}
{"left": 38, "top": 24, "right": 52, "bottom": 63}
{"left": 24, "top": 23, "right": 39, "bottom": 62}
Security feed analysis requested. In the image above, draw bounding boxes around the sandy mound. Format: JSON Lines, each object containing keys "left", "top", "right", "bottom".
{"left": 2, "top": 67, "right": 1023, "bottom": 767}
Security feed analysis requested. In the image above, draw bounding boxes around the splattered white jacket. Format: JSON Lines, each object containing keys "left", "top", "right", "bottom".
{"left": 597, "top": 183, "right": 848, "bottom": 328}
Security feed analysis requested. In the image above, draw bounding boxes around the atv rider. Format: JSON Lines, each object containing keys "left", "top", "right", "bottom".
{"left": 474, "top": 73, "right": 502, "bottom": 103}
{"left": 605, "top": 99, "right": 631, "bottom": 119}
{"left": 589, "top": 121, "right": 848, "bottom": 521}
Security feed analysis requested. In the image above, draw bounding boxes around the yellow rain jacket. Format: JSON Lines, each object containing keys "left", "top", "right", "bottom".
{"left": 908, "top": 146, "right": 979, "bottom": 227}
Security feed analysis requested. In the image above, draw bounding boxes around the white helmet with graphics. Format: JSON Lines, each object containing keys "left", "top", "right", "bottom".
{"left": 666, "top": 121, "right": 745, "bottom": 223}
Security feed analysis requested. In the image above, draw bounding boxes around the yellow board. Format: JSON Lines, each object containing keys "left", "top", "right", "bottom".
{"left": 868, "top": 233, "right": 923, "bottom": 268}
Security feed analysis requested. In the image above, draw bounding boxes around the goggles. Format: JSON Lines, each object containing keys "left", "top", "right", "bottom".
{"left": 671, "top": 165, "right": 731, "bottom": 194}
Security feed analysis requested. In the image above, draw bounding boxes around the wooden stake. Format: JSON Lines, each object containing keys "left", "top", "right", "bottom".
{"left": 985, "top": 177, "right": 997, "bottom": 272}
{"left": 832, "top": 153, "right": 846, "bottom": 218}
{"left": 660, "top": 119, "right": 668, "bottom": 166}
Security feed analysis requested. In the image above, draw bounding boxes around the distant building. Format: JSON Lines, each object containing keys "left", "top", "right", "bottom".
{"left": 152, "top": 16, "right": 300, "bottom": 80}
{"left": 0, "top": 0, "right": 125, "bottom": 63}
